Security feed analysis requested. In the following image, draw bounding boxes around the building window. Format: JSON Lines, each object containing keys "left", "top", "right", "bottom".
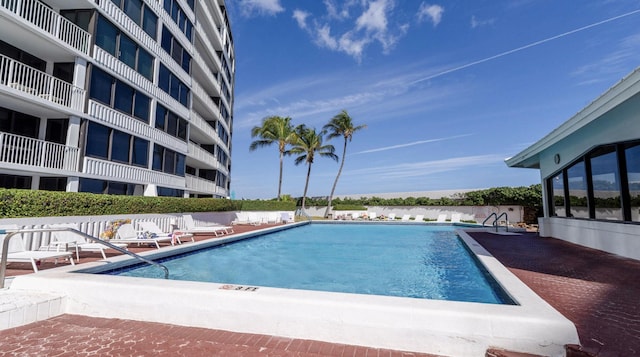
{"left": 155, "top": 104, "right": 188, "bottom": 141}
{"left": 0, "top": 106, "right": 40, "bottom": 138}
{"left": 79, "top": 178, "right": 143, "bottom": 195}
{"left": 590, "top": 147, "right": 622, "bottom": 220}
{"left": 163, "top": 0, "right": 193, "bottom": 41}
{"left": 0, "top": 174, "right": 31, "bottom": 189}
{"left": 53, "top": 63, "right": 74, "bottom": 83}
{"left": 0, "top": 39, "right": 45, "bottom": 71}
{"left": 39, "top": 177, "right": 67, "bottom": 191}
{"left": 111, "top": 0, "right": 158, "bottom": 39}
{"left": 89, "top": 67, "right": 150, "bottom": 123}
{"left": 157, "top": 186, "right": 184, "bottom": 197}
{"left": 152, "top": 144, "right": 185, "bottom": 176}
{"left": 161, "top": 25, "right": 192, "bottom": 73}
{"left": 85, "top": 122, "right": 149, "bottom": 167}
{"left": 60, "top": 9, "right": 93, "bottom": 32}
{"left": 95, "top": 16, "right": 154, "bottom": 80}
{"left": 566, "top": 160, "right": 588, "bottom": 218}
{"left": 158, "top": 64, "right": 190, "bottom": 107}
{"left": 45, "top": 119, "right": 69, "bottom": 145}
{"left": 625, "top": 143, "right": 640, "bottom": 222}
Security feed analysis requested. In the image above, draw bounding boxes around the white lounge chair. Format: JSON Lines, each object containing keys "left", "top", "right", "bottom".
{"left": 387, "top": 213, "right": 397, "bottom": 221}
{"left": 414, "top": 214, "right": 424, "bottom": 222}
{"left": 0, "top": 224, "right": 74, "bottom": 272}
{"left": 436, "top": 214, "right": 447, "bottom": 222}
{"left": 265, "top": 212, "right": 280, "bottom": 224}
{"left": 183, "top": 214, "right": 234, "bottom": 236}
{"left": 109, "top": 223, "right": 173, "bottom": 249}
{"left": 368, "top": 212, "right": 377, "bottom": 220}
{"left": 138, "top": 221, "right": 194, "bottom": 245}
{"left": 280, "top": 212, "right": 294, "bottom": 223}
{"left": 45, "top": 223, "right": 127, "bottom": 261}
{"left": 451, "top": 213, "right": 462, "bottom": 223}
{"left": 400, "top": 214, "right": 411, "bottom": 221}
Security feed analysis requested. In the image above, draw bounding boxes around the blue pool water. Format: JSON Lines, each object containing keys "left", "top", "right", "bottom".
{"left": 105, "top": 223, "right": 513, "bottom": 304}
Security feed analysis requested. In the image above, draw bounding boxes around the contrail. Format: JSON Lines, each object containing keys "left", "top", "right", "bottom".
{"left": 352, "top": 134, "right": 472, "bottom": 155}
{"left": 410, "top": 9, "right": 640, "bottom": 85}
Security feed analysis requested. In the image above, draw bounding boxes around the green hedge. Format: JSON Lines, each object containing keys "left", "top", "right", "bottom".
{"left": 0, "top": 189, "right": 295, "bottom": 218}
{"left": 332, "top": 204, "right": 367, "bottom": 211}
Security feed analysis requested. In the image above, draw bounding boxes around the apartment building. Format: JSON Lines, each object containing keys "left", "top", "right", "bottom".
{"left": 0, "top": 0, "right": 234, "bottom": 198}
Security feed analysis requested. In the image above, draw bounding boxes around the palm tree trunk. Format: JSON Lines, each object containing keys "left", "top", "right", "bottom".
{"left": 301, "top": 162, "right": 312, "bottom": 210}
{"left": 277, "top": 151, "right": 283, "bottom": 200}
{"left": 325, "top": 139, "right": 348, "bottom": 218}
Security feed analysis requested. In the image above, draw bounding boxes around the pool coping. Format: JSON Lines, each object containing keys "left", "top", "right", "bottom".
{"left": 7, "top": 223, "right": 579, "bottom": 357}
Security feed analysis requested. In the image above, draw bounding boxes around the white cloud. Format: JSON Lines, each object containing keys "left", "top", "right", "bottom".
{"left": 417, "top": 3, "right": 444, "bottom": 26}
{"left": 292, "top": 9, "right": 310, "bottom": 29}
{"left": 352, "top": 134, "right": 473, "bottom": 155}
{"left": 470, "top": 15, "right": 495, "bottom": 28}
{"left": 356, "top": 0, "right": 390, "bottom": 33}
{"left": 316, "top": 24, "right": 339, "bottom": 50}
{"left": 239, "top": 0, "right": 284, "bottom": 17}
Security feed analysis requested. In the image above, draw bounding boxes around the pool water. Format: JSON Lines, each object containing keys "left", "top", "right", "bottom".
{"left": 107, "top": 223, "right": 512, "bottom": 304}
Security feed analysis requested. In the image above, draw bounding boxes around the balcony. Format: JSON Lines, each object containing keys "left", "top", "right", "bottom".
{"left": 0, "top": 131, "right": 78, "bottom": 172}
{"left": 185, "top": 174, "right": 227, "bottom": 196}
{"left": 0, "top": 54, "right": 86, "bottom": 111}
{"left": 0, "top": 0, "right": 91, "bottom": 55}
{"left": 83, "top": 157, "right": 185, "bottom": 188}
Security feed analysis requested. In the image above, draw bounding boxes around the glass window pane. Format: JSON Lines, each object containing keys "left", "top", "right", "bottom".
{"left": 118, "top": 34, "right": 137, "bottom": 69}
{"left": 133, "top": 92, "right": 150, "bottom": 122}
{"left": 86, "top": 122, "right": 109, "bottom": 159}
{"left": 167, "top": 111, "right": 177, "bottom": 136}
{"left": 137, "top": 48, "right": 153, "bottom": 80}
{"left": 124, "top": 0, "right": 142, "bottom": 26}
{"left": 143, "top": 7, "right": 158, "bottom": 38}
{"left": 89, "top": 67, "right": 113, "bottom": 105}
{"left": 108, "top": 181, "right": 128, "bottom": 195}
{"left": 181, "top": 52, "right": 191, "bottom": 73}
{"left": 549, "top": 172, "right": 566, "bottom": 217}
{"left": 176, "top": 153, "right": 185, "bottom": 176}
{"left": 161, "top": 26, "right": 172, "bottom": 54}
{"left": 114, "top": 81, "right": 134, "bottom": 114}
{"left": 152, "top": 144, "right": 163, "bottom": 171}
{"left": 171, "top": 38, "right": 183, "bottom": 63}
{"left": 158, "top": 64, "right": 170, "bottom": 92}
{"left": 132, "top": 137, "right": 149, "bottom": 166}
{"left": 177, "top": 118, "right": 187, "bottom": 140}
{"left": 79, "top": 178, "right": 107, "bottom": 194}
{"left": 96, "top": 16, "right": 118, "bottom": 56}
{"left": 179, "top": 84, "right": 189, "bottom": 106}
{"left": 164, "top": 149, "right": 175, "bottom": 174}
{"left": 170, "top": 73, "right": 180, "bottom": 99}
{"left": 567, "top": 160, "right": 589, "bottom": 218}
{"left": 155, "top": 104, "right": 166, "bottom": 130}
{"left": 625, "top": 143, "right": 640, "bottom": 222}
{"left": 590, "top": 147, "right": 621, "bottom": 220}
{"left": 111, "top": 130, "right": 130, "bottom": 163}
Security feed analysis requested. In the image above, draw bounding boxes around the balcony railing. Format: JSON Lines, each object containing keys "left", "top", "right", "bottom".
{"left": 0, "top": 54, "right": 86, "bottom": 111}
{"left": 0, "top": 131, "right": 78, "bottom": 172}
{"left": 0, "top": 0, "right": 91, "bottom": 55}
{"left": 185, "top": 174, "right": 227, "bottom": 196}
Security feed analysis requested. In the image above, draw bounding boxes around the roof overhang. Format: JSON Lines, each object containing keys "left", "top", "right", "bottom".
{"left": 505, "top": 67, "right": 640, "bottom": 169}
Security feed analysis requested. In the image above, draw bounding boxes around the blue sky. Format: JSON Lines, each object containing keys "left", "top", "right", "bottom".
{"left": 224, "top": 0, "right": 640, "bottom": 200}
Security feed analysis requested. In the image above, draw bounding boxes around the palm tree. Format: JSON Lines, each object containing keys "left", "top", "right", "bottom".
{"left": 322, "top": 110, "right": 367, "bottom": 217}
{"left": 288, "top": 125, "right": 338, "bottom": 210}
{"left": 249, "top": 116, "right": 295, "bottom": 200}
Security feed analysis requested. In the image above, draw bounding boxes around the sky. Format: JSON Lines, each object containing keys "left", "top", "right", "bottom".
{"left": 224, "top": 0, "right": 640, "bottom": 200}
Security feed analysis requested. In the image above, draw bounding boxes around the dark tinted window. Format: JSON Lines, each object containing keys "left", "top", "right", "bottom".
{"left": 96, "top": 16, "right": 118, "bottom": 55}
{"left": 111, "top": 131, "right": 131, "bottom": 163}
{"left": 132, "top": 137, "right": 149, "bottom": 166}
{"left": 89, "top": 67, "right": 113, "bottom": 105}
{"left": 114, "top": 81, "right": 134, "bottom": 113}
{"left": 86, "top": 122, "right": 109, "bottom": 158}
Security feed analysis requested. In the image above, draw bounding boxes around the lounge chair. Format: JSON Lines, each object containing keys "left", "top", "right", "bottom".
{"left": 183, "top": 214, "right": 234, "bottom": 236}
{"left": 45, "top": 223, "right": 127, "bottom": 261}
{"left": 400, "top": 214, "right": 411, "bottom": 221}
{"left": 0, "top": 224, "right": 74, "bottom": 272}
{"left": 387, "top": 213, "right": 397, "bottom": 221}
{"left": 138, "top": 221, "right": 194, "bottom": 245}
{"left": 436, "top": 214, "right": 447, "bottom": 222}
{"left": 280, "top": 212, "right": 294, "bottom": 223}
{"left": 414, "top": 214, "right": 424, "bottom": 222}
{"left": 109, "top": 223, "right": 173, "bottom": 249}
{"left": 368, "top": 212, "right": 377, "bottom": 220}
{"left": 451, "top": 213, "right": 462, "bottom": 223}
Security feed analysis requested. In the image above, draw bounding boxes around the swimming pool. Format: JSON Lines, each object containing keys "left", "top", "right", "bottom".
{"left": 107, "top": 224, "right": 512, "bottom": 304}
{"left": 9, "top": 222, "right": 579, "bottom": 356}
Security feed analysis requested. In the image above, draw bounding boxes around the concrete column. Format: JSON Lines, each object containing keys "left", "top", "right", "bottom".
{"left": 144, "top": 184, "right": 157, "bottom": 197}
{"left": 66, "top": 177, "right": 79, "bottom": 192}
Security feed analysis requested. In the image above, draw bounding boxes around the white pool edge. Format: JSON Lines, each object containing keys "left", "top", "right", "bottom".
{"left": 8, "top": 224, "right": 579, "bottom": 357}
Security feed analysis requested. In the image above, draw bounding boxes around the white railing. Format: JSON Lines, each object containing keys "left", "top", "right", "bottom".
{"left": 185, "top": 174, "right": 226, "bottom": 196}
{"left": 0, "top": 0, "right": 91, "bottom": 55}
{"left": 0, "top": 131, "right": 78, "bottom": 171}
{"left": 189, "top": 110, "right": 218, "bottom": 142}
{"left": 0, "top": 54, "right": 86, "bottom": 111}
{"left": 187, "top": 142, "right": 227, "bottom": 173}
{"left": 83, "top": 157, "right": 185, "bottom": 188}
{"left": 192, "top": 49, "right": 222, "bottom": 95}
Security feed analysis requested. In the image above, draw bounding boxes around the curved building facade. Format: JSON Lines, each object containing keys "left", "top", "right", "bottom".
{"left": 0, "top": 0, "right": 234, "bottom": 198}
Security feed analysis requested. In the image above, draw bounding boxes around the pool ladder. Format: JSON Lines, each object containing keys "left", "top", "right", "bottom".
{"left": 483, "top": 212, "right": 509, "bottom": 232}
{"left": 0, "top": 227, "right": 169, "bottom": 288}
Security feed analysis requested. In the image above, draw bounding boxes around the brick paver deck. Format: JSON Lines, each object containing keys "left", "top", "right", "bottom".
{"left": 2, "top": 226, "right": 640, "bottom": 356}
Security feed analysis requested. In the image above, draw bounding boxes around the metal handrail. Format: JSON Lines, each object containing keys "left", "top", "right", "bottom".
{"left": 1, "top": 227, "right": 169, "bottom": 288}
{"left": 482, "top": 212, "right": 509, "bottom": 232}
{"left": 295, "top": 208, "right": 312, "bottom": 222}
